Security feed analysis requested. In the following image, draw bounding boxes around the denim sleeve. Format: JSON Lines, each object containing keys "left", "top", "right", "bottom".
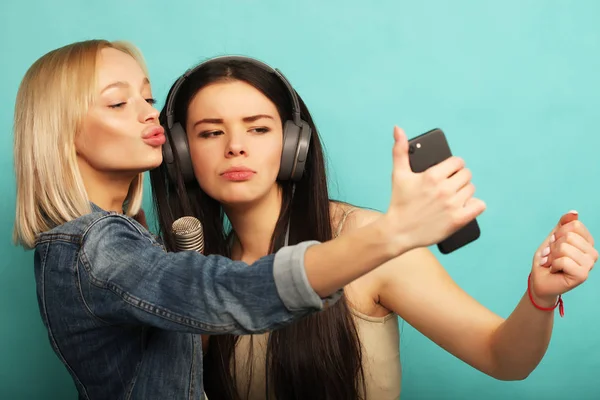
{"left": 78, "top": 214, "right": 341, "bottom": 334}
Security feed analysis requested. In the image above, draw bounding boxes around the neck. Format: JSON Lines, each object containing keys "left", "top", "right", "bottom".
{"left": 226, "top": 186, "right": 283, "bottom": 263}
{"left": 77, "top": 158, "right": 138, "bottom": 213}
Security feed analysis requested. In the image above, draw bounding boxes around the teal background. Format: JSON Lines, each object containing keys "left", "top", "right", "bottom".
{"left": 1, "top": 1, "right": 599, "bottom": 398}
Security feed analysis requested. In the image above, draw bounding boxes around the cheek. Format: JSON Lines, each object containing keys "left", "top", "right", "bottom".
{"left": 189, "top": 145, "right": 219, "bottom": 185}
{"left": 77, "top": 118, "right": 127, "bottom": 159}
{"left": 76, "top": 113, "right": 159, "bottom": 170}
{"left": 80, "top": 112, "right": 125, "bottom": 146}
{"left": 262, "top": 137, "right": 283, "bottom": 177}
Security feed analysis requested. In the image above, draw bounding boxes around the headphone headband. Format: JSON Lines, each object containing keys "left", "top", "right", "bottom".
{"left": 165, "top": 55, "right": 302, "bottom": 129}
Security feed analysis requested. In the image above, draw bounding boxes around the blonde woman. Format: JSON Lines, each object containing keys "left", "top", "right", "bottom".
{"left": 12, "top": 40, "right": 485, "bottom": 399}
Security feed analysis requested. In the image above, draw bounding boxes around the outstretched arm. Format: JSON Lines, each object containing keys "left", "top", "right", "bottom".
{"left": 344, "top": 209, "right": 596, "bottom": 380}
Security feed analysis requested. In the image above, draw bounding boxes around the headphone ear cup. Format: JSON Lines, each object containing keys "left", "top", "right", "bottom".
{"left": 163, "top": 132, "right": 177, "bottom": 184}
{"left": 290, "top": 121, "right": 312, "bottom": 181}
{"left": 162, "top": 123, "right": 175, "bottom": 166}
{"left": 165, "top": 122, "right": 196, "bottom": 184}
{"left": 278, "top": 120, "right": 301, "bottom": 181}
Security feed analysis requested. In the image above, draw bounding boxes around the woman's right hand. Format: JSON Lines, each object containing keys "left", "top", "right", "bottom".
{"left": 383, "top": 126, "right": 486, "bottom": 253}
{"left": 300, "top": 126, "right": 485, "bottom": 298}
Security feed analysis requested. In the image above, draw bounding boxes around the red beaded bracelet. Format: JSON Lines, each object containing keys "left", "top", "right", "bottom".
{"left": 527, "top": 273, "right": 564, "bottom": 317}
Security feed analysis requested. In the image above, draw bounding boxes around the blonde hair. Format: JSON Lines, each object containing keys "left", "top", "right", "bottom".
{"left": 13, "top": 40, "right": 147, "bottom": 249}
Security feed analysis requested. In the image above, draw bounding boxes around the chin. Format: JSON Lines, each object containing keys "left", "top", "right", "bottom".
{"left": 219, "top": 195, "right": 259, "bottom": 207}
{"left": 216, "top": 189, "right": 264, "bottom": 208}
{"left": 207, "top": 183, "right": 277, "bottom": 209}
{"left": 143, "top": 152, "right": 164, "bottom": 170}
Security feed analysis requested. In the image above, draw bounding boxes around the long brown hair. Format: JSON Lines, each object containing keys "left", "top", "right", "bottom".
{"left": 150, "top": 59, "right": 365, "bottom": 400}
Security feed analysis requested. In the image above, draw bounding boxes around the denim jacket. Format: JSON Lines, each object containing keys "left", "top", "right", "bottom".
{"left": 33, "top": 204, "right": 340, "bottom": 399}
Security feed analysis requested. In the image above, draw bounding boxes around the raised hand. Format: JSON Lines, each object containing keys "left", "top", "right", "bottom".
{"left": 383, "top": 126, "right": 486, "bottom": 251}
{"left": 530, "top": 211, "right": 598, "bottom": 308}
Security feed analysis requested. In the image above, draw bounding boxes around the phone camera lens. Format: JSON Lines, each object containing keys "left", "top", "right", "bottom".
{"left": 409, "top": 144, "right": 415, "bottom": 154}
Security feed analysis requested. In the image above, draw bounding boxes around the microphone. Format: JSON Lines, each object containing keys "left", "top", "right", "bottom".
{"left": 171, "top": 216, "right": 204, "bottom": 254}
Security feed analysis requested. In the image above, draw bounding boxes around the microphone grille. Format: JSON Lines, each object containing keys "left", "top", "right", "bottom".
{"left": 172, "top": 216, "right": 203, "bottom": 237}
{"left": 172, "top": 216, "right": 204, "bottom": 254}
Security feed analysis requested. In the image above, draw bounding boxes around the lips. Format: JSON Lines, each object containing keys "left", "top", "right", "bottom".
{"left": 222, "top": 166, "right": 253, "bottom": 174}
{"left": 142, "top": 126, "right": 166, "bottom": 146}
{"left": 221, "top": 166, "right": 255, "bottom": 181}
{"left": 142, "top": 126, "right": 165, "bottom": 139}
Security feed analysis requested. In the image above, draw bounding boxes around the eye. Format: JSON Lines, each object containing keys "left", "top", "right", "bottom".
{"left": 146, "top": 98, "right": 157, "bottom": 105}
{"left": 199, "top": 130, "right": 223, "bottom": 138}
{"left": 250, "top": 127, "right": 271, "bottom": 134}
{"left": 108, "top": 102, "right": 126, "bottom": 109}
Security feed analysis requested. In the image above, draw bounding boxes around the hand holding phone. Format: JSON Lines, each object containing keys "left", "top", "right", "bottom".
{"left": 407, "top": 128, "right": 481, "bottom": 254}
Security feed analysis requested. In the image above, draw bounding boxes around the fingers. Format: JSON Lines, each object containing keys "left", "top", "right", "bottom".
{"left": 561, "top": 232, "right": 597, "bottom": 260}
{"left": 538, "top": 211, "right": 592, "bottom": 264}
{"left": 427, "top": 156, "right": 465, "bottom": 180}
{"left": 544, "top": 210, "right": 578, "bottom": 242}
{"left": 445, "top": 167, "right": 472, "bottom": 194}
{"left": 546, "top": 210, "right": 580, "bottom": 246}
{"left": 541, "top": 232, "right": 598, "bottom": 274}
{"left": 549, "top": 256, "right": 589, "bottom": 281}
{"left": 555, "top": 218, "right": 595, "bottom": 247}
{"left": 549, "top": 233, "right": 598, "bottom": 268}
{"left": 445, "top": 168, "right": 482, "bottom": 226}
{"left": 392, "top": 126, "right": 411, "bottom": 176}
{"left": 452, "top": 182, "right": 476, "bottom": 208}
{"left": 558, "top": 210, "right": 579, "bottom": 227}
{"left": 454, "top": 197, "right": 486, "bottom": 226}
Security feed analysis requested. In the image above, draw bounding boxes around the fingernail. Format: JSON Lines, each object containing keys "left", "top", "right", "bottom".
{"left": 568, "top": 210, "right": 579, "bottom": 215}
{"left": 541, "top": 247, "right": 550, "bottom": 257}
{"left": 540, "top": 256, "right": 548, "bottom": 265}
{"left": 550, "top": 234, "right": 556, "bottom": 243}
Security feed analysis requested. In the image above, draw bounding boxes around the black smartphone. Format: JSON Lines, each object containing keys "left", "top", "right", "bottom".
{"left": 407, "top": 128, "right": 480, "bottom": 254}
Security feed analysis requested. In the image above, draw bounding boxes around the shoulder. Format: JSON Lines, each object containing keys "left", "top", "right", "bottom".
{"left": 82, "top": 213, "right": 156, "bottom": 247}
{"left": 80, "top": 213, "right": 165, "bottom": 278}
{"left": 330, "top": 202, "right": 432, "bottom": 263}
{"left": 329, "top": 201, "right": 438, "bottom": 293}
{"left": 330, "top": 202, "right": 435, "bottom": 263}
{"left": 35, "top": 211, "right": 108, "bottom": 246}
{"left": 329, "top": 201, "right": 382, "bottom": 237}
{"left": 80, "top": 213, "right": 160, "bottom": 265}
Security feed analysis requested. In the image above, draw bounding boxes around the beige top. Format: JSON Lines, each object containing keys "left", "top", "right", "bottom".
{"left": 231, "top": 207, "right": 402, "bottom": 399}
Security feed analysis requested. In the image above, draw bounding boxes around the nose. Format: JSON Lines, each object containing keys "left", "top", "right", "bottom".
{"left": 225, "top": 130, "right": 247, "bottom": 158}
{"left": 141, "top": 100, "right": 159, "bottom": 123}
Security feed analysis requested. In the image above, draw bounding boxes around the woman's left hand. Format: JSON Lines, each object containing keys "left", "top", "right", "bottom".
{"left": 530, "top": 211, "right": 598, "bottom": 306}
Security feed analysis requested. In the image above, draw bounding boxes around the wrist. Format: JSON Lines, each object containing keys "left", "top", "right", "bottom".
{"left": 530, "top": 289, "right": 559, "bottom": 309}
{"left": 304, "top": 216, "right": 409, "bottom": 296}
{"left": 375, "top": 214, "right": 413, "bottom": 259}
{"left": 527, "top": 273, "right": 564, "bottom": 317}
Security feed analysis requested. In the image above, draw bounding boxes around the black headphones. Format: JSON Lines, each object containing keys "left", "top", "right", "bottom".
{"left": 162, "top": 55, "right": 312, "bottom": 185}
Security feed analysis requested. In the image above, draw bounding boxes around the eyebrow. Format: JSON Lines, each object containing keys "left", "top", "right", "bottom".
{"left": 101, "top": 77, "right": 150, "bottom": 93}
{"left": 193, "top": 114, "right": 274, "bottom": 128}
